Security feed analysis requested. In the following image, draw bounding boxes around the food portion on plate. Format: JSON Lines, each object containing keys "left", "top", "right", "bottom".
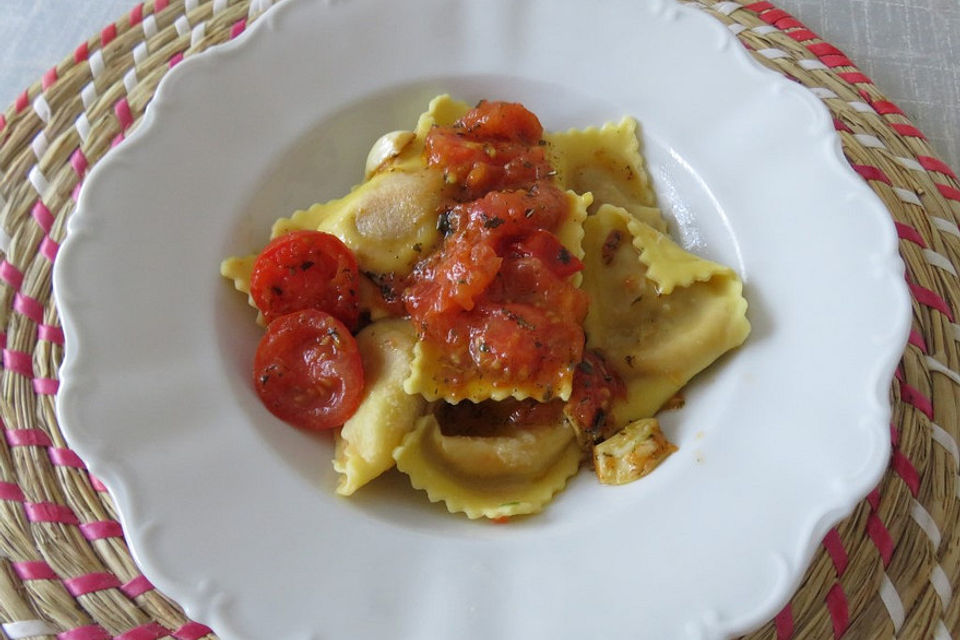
{"left": 221, "top": 95, "right": 750, "bottom": 519}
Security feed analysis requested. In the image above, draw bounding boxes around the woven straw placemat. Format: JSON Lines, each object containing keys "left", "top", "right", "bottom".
{"left": 0, "top": 0, "right": 957, "bottom": 638}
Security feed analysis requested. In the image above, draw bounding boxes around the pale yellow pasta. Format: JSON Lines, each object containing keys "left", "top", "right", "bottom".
{"left": 402, "top": 190, "right": 592, "bottom": 404}
{"left": 547, "top": 118, "right": 666, "bottom": 232}
{"left": 580, "top": 204, "right": 750, "bottom": 426}
{"left": 392, "top": 411, "right": 581, "bottom": 519}
{"left": 333, "top": 318, "right": 425, "bottom": 495}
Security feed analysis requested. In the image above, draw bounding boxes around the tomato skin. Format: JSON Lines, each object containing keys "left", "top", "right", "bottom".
{"left": 250, "top": 231, "right": 360, "bottom": 329}
{"left": 507, "top": 230, "right": 583, "bottom": 279}
{"left": 252, "top": 310, "right": 364, "bottom": 431}
{"left": 566, "top": 350, "right": 626, "bottom": 442}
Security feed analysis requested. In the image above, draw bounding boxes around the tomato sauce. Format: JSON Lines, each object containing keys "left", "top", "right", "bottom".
{"left": 404, "top": 101, "right": 589, "bottom": 400}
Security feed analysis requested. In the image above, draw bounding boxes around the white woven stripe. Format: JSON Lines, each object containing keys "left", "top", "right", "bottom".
{"left": 30, "top": 131, "right": 49, "bottom": 160}
{"left": 728, "top": 23, "right": 746, "bottom": 35}
{"left": 925, "top": 249, "right": 960, "bottom": 276}
{"left": 191, "top": 23, "right": 207, "bottom": 48}
{"left": 927, "top": 355, "right": 960, "bottom": 386}
{"left": 213, "top": 0, "right": 229, "bottom": 13}
{"left": 80, "top": 81, "right": 97, "bottom": 110}
{"left": 895, "top": 156, "right": 926, "bottom": 171}
{"left": 174, "top": 15, "right": 191, "bottom": 38}
{"left": 123, "top": 68, "right": 139, "bottom": 94}
{"left": 854, "top": 133, "right": 886, "bottom": 149}
{"left": 28, "top": 166, "right": 49, "bottom": 195}
{"left": 89, "top": 49, "right": 105, "bottom": 79}
{"left": 930, "top": 564, "right": 953, "bottom": 612}
{"left": 142, "top": 14, "right": 158, "bottom": 39}
{"left": 894, "top": 187, "right": 923, "bottom": 207}
{"left": 252, "top": 0, "right": 275, "bottom": 13}
{"left": 133, "top": 41, "right": 149, "bottom": 66}
{"left": 713, "top": 1, "right": 742, "bottom": 15}
{"left": 935, "top": 620, "right": 953, "bottom": 640}
{"left": 911, "top": 499, "right": 943, "bottom": 549}
{"left": 75, "top": 113, "right": 91, "bottom": 144}
{"left": 186, "top": 0, "right": 200, "bottom": 12}
{"left": 932, "top": 216, "right": 960, "bottom": 237}
{"left": 931, "top": 422, "right": 960, "bottom": 468}
{"left": 848, "top": 101, "right": 876, "bottom": 113}
{"left": 810, "top": 87, "right": 839, "bottom": 100}
{"left": 1, "top": 619, "right": 57, "bottom": 638}
{"left": 752, "top": 25, "right": 777, "bottom": 35}
{"left": 32, "top": 95, "right": 51, "bottom": 124}
{"left": 758, "top": 48, "right": 791, "bottom": 60}
{"left": 799, "top": 59, "right": 828, "bottom": 70}
{"left": 879, "top": 572, "right": 906, "bottom": 632}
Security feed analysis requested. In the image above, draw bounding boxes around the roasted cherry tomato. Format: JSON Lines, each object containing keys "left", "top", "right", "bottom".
{"left": 253, "top": 309, "right": 364, "bottom": 431}
{"left": 250, "top": 230, "right": 360, "bottom": 329}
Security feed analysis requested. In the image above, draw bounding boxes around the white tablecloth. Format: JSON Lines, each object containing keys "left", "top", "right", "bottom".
{"left": 1, "top": 0, "right": 958, "bottom": 171}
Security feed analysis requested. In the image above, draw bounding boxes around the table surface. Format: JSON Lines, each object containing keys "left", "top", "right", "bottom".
{"left": 1, "top": 0, "right": 958, "bottom": 175}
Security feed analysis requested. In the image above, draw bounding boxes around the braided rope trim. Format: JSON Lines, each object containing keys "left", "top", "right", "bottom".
{"left": 0, "top": 0, "right": 958, "bottom": 638}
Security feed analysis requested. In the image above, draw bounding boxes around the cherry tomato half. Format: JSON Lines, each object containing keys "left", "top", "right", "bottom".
{"left": 250, "top": 230, "right": 360, "bottom": 329}
{"left": 252, "top": 309, "right": 364, "bottom": 431}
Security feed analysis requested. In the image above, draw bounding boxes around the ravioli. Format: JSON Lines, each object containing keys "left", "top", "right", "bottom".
{"left": 333, "top": 318, "right": 425, "bottom": 495}
{"left": 402, "top": 190, "right": 593, "bottom": 404}
{"left": 392, "top": 404, "right": 581, "bottom": 519}
{"left": 580, "top": 204, "right": 750, "bottom": 425}
{"left": 547, "top": 118, "right": 666, "bottom": 232}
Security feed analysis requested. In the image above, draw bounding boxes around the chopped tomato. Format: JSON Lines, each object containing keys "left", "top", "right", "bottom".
{"left": 566, "top": 350, "right": 627, "bottom": 442}
{"left": 250, "top": 230, "right": 360, "bottom": 329}
{"left": 507, "top": 230, "right": 583, "bottom": 279}
{"left": 253, "top": 309, "right": 364, "bottom": 431}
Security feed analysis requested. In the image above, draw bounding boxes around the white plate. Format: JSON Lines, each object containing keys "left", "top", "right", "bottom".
{"left": 54, "top": 0, "right": 912, "bottom": 638}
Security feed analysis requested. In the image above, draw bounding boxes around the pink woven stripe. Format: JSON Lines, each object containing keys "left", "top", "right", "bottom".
{"left": 867, "top": 488, "right": 881, "bottom": 511}
{"left": 101, "top": 23, "right": 117, "bottom": 47}
{"left": 42, "top": 67, "right": 58, "bottom": 90}
{"left": 70, "top": 149, "right": 88, "bottom": 178}
{"left": 852, "top": 164, "right": 891, "bottom": 185}
{"left": 894, "top": 222, "right": 926, "bottom": 247}
{"left": 0, "top": 113, "right": 6, "bottom": 132}
{"left": 822, "top": 528, "right": 849, "bottom": 576}
{"left": 744, "top": 0, "right": 775, "bottom": 11}
{"left": 892, "top": 123, "right": 926, "bottom": 139}
{"left": 116, "top": 623, "right": 168, "bottom": 640}
{"left": 788, "top": 28, "right": 817, "bottom": 42}
{"left": 38, "top": 324, "right": 65, "bottom": 344}
{"left": 64, "top": 572, "right": 121, "bottom": 597}
{"left": 25, "top": 501, "right": 79, "bottom": 525}
{"left": 40, "top": 236, "right": 59, "bottom": 262}
{"left": 759, "top": 8, "right": 791, "bottom": 24}
{"left": 33, "top": 377, "right": 59, "bottom": 395}
{"left": 111, "top": 133, "right": 125, "bottom": 148}
{"left": 14, "top": 292, "right": 44, "bottom": 323}
{"left": 821, "top": 54, "right": 854, "bottom": 68}
{"left": 231, "top": 19, "right": 247, "bottom": 38}
{"left": 80, "top": 520, "right": 123, "bottom": 541}
{"left": 169, "top": 52, "right": 184, "bottom": 68}
{"left": 3, "top": 348, "right": 33, "bottom": 377}
{"left": 907, "top": 281, "right": 954, "bottom": 321}
{"left": 13, "top": 559, "right": 57, "bottom": 580}
{"left": 898, "top": 380, "right": 935, "bottom": 421}
{"left": 115, "top": 98, "right": 133, "bottom": 131}
{"left": 807, "top": 42, "right": 844, "bottom": 57}
{"left": 873, "top": 101, "right": 905, "bottom": 116}
{"left": 15, "top": 91, "right": 29, "bottom": 113}
{"left": 49, "top": 447, "right": 86, "bottom": 469}
{"left": 892, "top": 449, "right": 921, "bottom": 496}
{"left": 72, "top": 181, "right": 84, "bottom": 201}
{"left": 1, "top": 260, "right": 25, "bottom": 290}
{"left": 908, "top": 327, "right": 928, "bottom": 353}
{"left": 774, "top": 604, "right": 794, "bottom": 640}
{"left": 825, "top": 583, "right": 850, "bottom": 638}
{"left": 74, "top": 42, "right": 89, "bottom": 63}
{"left": 833, "top": 118, "right": 851, "bottom": 133}
{"left": 917, "top": 155, "right": 957, "bottom": 178}
{"left": 130, "top": 3, "right": 144, "bottom": 26}
{"left": 6, "top": 428, "right": 53, "bottom": 447}
{"left": 58, "top": 624, "right": 111, "bottom": 640}
{"left": 32, "top": 200, "right": 54, "bottom": 232}
{"left": 121, "top": 574, "right": 154, "bottom": 598}
{"left": 156, "top": 0, "right": 169, "bottom": 11}
{"left": 936, "top": 182, "right": 960, "bottom": 203}
{"left": 0, "top": 481, "right": 25, "bottom": 502}
{"left": 174, "top": 622, "right": 213, "bottom": 640}
{"left": 0, "top": 332, "right": 6, "bottom": 350}
{"left": 89, "top": 474, "right": 108, "bottom": 492}
{"left": 867, "top": 512, "right": 894, "bottom": 566}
